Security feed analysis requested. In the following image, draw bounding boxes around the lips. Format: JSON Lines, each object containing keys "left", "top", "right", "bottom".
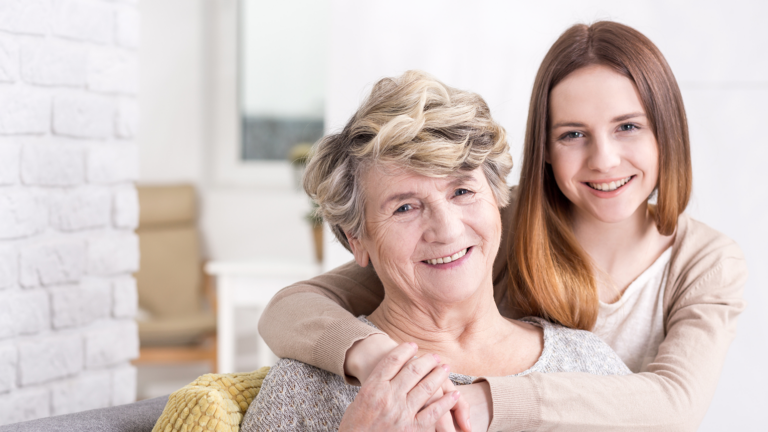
{"left": 422, "top": 247, "right": 469, "bottom": 265}
{"left": 586, "top": 175, "right": 634, "bottom": 192}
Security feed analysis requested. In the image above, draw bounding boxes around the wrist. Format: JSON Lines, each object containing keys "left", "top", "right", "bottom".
{"left": 458, "top": 381, "right": 493, "bottom": 432}
{"left": 344, "top": 333, "right": 398, "bottom": 383}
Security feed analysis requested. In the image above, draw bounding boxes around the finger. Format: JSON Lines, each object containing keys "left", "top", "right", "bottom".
{"left": 451, "top": 393, "right": 471, "bottom": 432}
{"left": 434, "top": 410, "right": 457, "bottom": 432}
{"left": 405, "top": 363, "right": 450, "bottom": 412}
{"left": 415, "top": 391, "right": 460, "bottom": 428}
{"left": 390, "top": 353, "right": 441, "bottom": 397}
{"left": 366, "top": 342, "right": 419, "bottom": 383}
{"left": 440, "top": 381, "right": 471, "bottom": 432}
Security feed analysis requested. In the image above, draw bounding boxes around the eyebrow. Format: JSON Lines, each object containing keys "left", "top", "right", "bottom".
{"left": 550, "top": 112, "right": 647, "bottom": 129}
{"left": 379, "top": 174, "right": 474, "bottom": 210}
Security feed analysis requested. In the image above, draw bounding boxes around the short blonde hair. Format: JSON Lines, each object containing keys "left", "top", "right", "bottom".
{"left": 304, "top": 70, "right": 513, "bottom": 251}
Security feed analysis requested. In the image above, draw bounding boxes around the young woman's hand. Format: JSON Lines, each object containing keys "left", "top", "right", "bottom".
{"left": 455, "top": 382, "right": 492, "bottom": 432}
{"left": 344, "top": 333, "right": 399, "bottom": 384}
{"left": 339, "top": 342, "right": 471, "bottom": 432}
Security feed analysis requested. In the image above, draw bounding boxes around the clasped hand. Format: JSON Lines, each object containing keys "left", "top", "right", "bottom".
{"left": 339, "top": 342, "right": 472, "bottom": 432}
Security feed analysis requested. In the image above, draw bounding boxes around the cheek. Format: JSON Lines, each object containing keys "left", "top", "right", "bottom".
{"left": 634, "top": 138, "right": 660, "bottom": 183}
{"left": 368, "top": 222, "right": 417, "bottom": 264}
{"left": 548, "top": 149, "right": 580, "bottom": 191}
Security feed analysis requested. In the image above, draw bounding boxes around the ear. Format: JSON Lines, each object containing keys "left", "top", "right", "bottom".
{"left": 544, "top": 145, "right": 551, "bottom": 164}
{"left": 346, "top": 233, "right": 370, "bottom": 268}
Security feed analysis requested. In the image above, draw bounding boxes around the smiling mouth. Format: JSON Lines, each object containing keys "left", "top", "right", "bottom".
{"left": 422, "top": 247, "right": 469, "bottom": 265}
{"left": 586, "top": 175, "right": 634, "bottom": 192}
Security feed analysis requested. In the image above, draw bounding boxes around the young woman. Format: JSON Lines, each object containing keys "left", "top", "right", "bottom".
{"left": 257, "top": 21, "right": 747, "bottom": 431}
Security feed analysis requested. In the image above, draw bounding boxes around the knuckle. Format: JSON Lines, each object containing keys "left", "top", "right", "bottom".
{"left": 406, "top": 361, "right": 422, "bottom": 376}
{"left": 419, "top": 379, "right": 435, "bottom": 395}
{"left": 384, "top": 353, "right": 402, "bottom": 365}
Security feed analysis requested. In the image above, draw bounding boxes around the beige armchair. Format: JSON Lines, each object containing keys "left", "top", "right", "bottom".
{"left": 132, "top": 184, "right": 217, "bottom": 372}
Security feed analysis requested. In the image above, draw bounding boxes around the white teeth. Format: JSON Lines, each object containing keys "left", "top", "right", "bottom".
{"left": 588, "top": 176, "right": 632, "bottom": 192}
{"left": 426, "top": 248, "right": 467, "bottom": 265}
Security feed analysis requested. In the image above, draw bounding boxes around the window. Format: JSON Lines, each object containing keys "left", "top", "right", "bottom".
{"left": 240, "top": 0, "right": 328, "bottom": 161}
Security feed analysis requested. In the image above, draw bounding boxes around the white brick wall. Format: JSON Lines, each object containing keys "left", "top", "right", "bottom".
{"left": 0, "top": 344, "right": 17, "bottom": 393}
{"left": 0, "top": 388, "right": 50, "bottom": 425}
{"left": 51, "top": 370, "right": 112, "bottom": 415}
{"left": 20, "top": 38, "right": 88, "bottom": 87}
{"left": 0, "top": 141, "right": 21, "bottom": 184}
{"left": 0, "top": 0, "right": 140, "bottom": 425}
{"left": 0, "top": 87, "right": 50, "bottom": 134}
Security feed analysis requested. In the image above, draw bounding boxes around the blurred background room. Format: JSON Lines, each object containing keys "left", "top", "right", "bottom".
{"left": 0, "top": 0, "right": 766, "bottom": 430}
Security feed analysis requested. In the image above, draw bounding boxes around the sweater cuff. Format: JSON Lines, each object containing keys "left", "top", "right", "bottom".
{"left": 473, "top": 375, "right": 542, "bottom": 432}
{"left": 312, "top": 316, "right": 385, "bottom": 384}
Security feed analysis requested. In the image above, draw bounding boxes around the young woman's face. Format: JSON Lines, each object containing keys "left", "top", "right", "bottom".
{"left": 547, "top": 65, "right": 659, "bottom": 225}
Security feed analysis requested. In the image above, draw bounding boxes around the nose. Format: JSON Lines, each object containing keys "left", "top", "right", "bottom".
{"left": 587, "top": 133, "right": 621, "bottom": 173}
{"left": 422, "top": 201, "right": 463, "bottom": 244}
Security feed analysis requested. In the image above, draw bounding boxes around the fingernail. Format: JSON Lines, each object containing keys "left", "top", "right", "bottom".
{"left": 441, "top": 364, "right": 450, "bottom": 372}
{"left": 452, "top": 391, "right": 460, "bottom": 400}
{"left": 409, "top": 342, "right": 418, "bottom": 349}
{"left": 432, "top": 353, "right": 440, "bottom": 362}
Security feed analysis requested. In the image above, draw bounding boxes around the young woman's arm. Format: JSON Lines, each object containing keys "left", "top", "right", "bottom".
{"left": 477, "top": 224, "right": 748, "bottom": 431}
{"left": 257, "top": 260, "right": 387, "bottom": 378}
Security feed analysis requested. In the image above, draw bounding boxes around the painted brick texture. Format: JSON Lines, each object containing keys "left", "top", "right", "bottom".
{"left": 0, "top": 0, "right": 140, "bottom": 425}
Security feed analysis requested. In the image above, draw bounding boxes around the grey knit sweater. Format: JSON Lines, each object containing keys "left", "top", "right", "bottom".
{"left": 241, "top": 317, "right": 630, "bottom": 432}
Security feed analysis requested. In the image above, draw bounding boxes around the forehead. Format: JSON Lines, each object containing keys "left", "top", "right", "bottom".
{"left": 360, "top": 165, "right": 481, "bottom": 206}
{"left": 549, "top": 65, "right": 645, "bottom": 122}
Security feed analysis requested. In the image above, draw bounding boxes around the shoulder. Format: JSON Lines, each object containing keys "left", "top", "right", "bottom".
{"left": 674, "top": 214, "right": 745, "bottom": 266}
{"left": 667, "top": 214, "right": 748, "bottom": 304}
{"left": 522, "top": 317, "right": 631, "bottom": 376}
{"left": 241, "top": 359, "right": 357, "bottom": 432}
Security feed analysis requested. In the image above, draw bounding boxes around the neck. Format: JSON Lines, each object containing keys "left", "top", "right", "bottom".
{"left": 572, "top": 203, "right": 674, "bottom": 301}
{"left": 572, "top": 204, "right": 654, "bottom": 264}
{"left": 367, "top": 283, "right": 510, "bottom": 361}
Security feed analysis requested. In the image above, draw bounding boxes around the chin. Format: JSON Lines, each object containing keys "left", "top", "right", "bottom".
{"left": 587, "top": 201, "right": 646, "bottom": 224}
{"left": 437, "top": 278, "right": 489, "bottom": 304}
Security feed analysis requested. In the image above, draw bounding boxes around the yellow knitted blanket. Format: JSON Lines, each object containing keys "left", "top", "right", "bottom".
{"left": 152, "top": 367, "right": 271, "bottom": 432}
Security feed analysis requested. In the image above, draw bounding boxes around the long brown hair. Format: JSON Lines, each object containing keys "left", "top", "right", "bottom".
{"left": 509, "top": 21, "right": 692, "bottom": 330}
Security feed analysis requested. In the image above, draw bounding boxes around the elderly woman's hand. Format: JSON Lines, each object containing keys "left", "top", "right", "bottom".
{"left": 339, "top": 342, "right": 472, "bottom": 432}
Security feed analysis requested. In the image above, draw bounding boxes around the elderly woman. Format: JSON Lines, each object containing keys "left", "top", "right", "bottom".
{"left": 240, "top": 71, "right": 629, "bottom": 432}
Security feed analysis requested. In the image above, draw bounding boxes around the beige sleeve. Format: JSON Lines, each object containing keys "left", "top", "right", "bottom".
{"left": 477, "top": 254, "right": 748, "bottom": 432}
{"left": 258, "top": 260, "right": 387, "bottom": 377}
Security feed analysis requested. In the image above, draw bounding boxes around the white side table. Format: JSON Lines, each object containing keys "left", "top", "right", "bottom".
{"left": 205, "top": 261, "right": 321, "bottom": 373}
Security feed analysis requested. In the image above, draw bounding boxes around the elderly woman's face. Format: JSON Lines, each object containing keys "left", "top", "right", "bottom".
{"left": 347, "top": 166, "right": 502, "bottom": 305}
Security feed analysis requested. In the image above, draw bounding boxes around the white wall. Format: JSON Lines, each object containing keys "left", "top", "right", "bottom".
{"left": 0, "top": 0, "right": 141, "bottom": 423}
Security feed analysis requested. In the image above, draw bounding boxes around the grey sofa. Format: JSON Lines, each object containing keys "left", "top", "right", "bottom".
{"left": 0, "top": 396, "right": 168, "bottom": 432}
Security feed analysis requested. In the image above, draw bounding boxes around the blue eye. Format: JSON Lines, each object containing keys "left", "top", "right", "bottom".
{"left": 395, "top": 204, "right": 412, "bottom": 213}
{"left": 563, "top": 131, "right": 584, "bottom": 140}
{"left": 455, "top": 188, "right": 471, "bottom": 196}
{"left": 619, "top": 123, "right": 638, "bottom": 132}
